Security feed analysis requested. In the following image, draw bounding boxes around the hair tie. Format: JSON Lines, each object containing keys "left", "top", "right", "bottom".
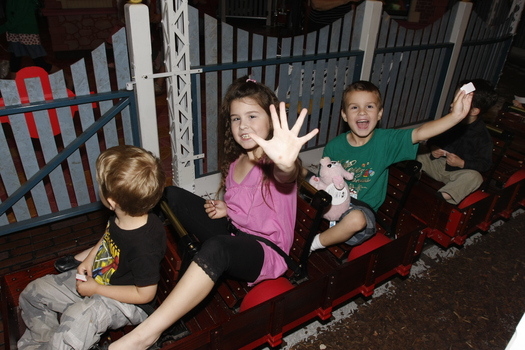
{"left": 246, "top": 78, "right": 257, "bottom": 83}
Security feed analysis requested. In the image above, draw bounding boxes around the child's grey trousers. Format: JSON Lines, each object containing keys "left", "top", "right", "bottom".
{"left": 17, "top": 270, "right": 148, "bottom": 350}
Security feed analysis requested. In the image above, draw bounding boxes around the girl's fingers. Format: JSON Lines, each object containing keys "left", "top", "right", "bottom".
{"left": 269, "top": 104, "right": 280, "bottom": 130}
{"left": 248, "top": 132, "right": 265, "bottom": 146}
{"left": 300, "top": 128, "right": 319, "bottom": 144}
{"left": 289, "top": 108, "right": 309, "bottom": 134}
{"left": 278, "top": 102, "right": 289, "bottom": 130}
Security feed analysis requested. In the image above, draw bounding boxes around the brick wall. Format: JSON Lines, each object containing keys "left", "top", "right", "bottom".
{"left": 42, "top": 0, "right": 120, "bottom": 52}
{"left": 0, "top": 209, "right": 110, "bottom": 350}
{"left": 0, "top": 210, "right": 109, "bottom": 276}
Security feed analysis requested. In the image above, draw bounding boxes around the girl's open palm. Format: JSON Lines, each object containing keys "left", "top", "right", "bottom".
{"left": 249, "top": 102, "right": 318, "bottom": 172}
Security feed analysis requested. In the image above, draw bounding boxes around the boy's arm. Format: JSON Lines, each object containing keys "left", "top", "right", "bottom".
{"left": 77, "top": 281, "right": 158, "bottom": 305}
{"left": 412, "top": 90, "right": 472, "bottom": 144}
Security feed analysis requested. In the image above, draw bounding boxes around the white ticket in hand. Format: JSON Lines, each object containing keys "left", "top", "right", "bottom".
{"left": 76, "top": 273, "right": 87, "bottom": 282}
{"left": 460, "top": 82, "right": 476, "bottom": 94}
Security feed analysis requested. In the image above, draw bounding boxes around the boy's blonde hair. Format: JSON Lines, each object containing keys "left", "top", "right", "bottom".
{"left": 342, "top": 80, "right": 383, "bottom": 111}
{"left": 96, "top": 145, "right": 166, "bottom": 216}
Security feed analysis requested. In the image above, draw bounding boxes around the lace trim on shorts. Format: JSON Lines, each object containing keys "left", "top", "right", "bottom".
{"left": 194, "top": 255, "right": 220, "bottom": 282}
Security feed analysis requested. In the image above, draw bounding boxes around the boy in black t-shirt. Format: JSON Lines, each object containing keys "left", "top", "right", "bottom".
{"left": 18, "top": 145, "right": 167, "bottom": 350}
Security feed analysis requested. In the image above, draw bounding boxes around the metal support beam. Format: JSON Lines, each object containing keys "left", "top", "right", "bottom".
{"left": 160, "top": 0, "right": 197, "bottom": 192}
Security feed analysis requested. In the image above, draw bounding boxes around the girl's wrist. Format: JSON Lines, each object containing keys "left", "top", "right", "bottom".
{"left": 274, "top": 164, "right": 299, "bottom": 183}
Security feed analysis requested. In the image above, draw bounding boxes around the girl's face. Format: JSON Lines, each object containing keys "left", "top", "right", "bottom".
{"left": 230, "top": 97, "right": 271, "bottom": 152}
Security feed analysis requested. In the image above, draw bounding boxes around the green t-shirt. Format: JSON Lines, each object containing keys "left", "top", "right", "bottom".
{"left": 323, "top": 128, "right": 418, "bottom": 211}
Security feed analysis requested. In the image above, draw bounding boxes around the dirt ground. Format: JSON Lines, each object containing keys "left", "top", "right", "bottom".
{"left": 287, "top": 212, "right": 525, "bottom": 350}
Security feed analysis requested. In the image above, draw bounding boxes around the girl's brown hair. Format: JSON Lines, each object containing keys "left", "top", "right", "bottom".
{"left": 218, "top": 76, "right": 301, "bottom": 195}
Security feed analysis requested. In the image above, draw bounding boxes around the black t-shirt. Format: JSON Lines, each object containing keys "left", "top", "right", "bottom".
{"left": 92, "top": 213, "right": 166, "bottom": 312}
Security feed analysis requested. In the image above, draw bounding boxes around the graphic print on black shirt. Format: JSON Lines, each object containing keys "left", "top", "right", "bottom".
{"left": 92, "top": 223, "right": 120, "bottom": 285}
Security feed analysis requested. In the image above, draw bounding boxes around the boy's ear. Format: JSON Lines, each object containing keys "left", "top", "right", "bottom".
{"left": 378, "top": 108, "right": 384, "bottom": 120}
{"left": 107, "top": 197, "right": 118, "bottom": 211}
{"left": 470, "top": 107, "right": 481, "bottom": 116}
{"left": 341, "top": 109, "right": 347, "bottom": 122}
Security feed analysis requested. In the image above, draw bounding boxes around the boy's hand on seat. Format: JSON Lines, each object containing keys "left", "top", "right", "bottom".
{"left": 204, "top": 199, "right": 227, "bottom": 219}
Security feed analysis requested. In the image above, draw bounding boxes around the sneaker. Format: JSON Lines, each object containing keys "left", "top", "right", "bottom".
{"left": 54, "top": 255, "right": 81, "bottom": 273}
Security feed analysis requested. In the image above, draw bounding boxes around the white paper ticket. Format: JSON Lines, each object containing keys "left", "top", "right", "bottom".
{"left": 76, "top": 273, "right": 87, "bottom": 281}
{"left": 460, "top": 82, "right": 476, "bottom": 94}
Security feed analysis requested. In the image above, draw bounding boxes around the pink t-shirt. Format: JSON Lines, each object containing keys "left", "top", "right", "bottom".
{"left": 225, "top": 159, "right": 297, "bottom": 285}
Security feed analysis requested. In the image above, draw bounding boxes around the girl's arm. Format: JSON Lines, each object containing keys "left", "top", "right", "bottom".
{"left": 250, "top": 102, "right": 319, "bottom": 183}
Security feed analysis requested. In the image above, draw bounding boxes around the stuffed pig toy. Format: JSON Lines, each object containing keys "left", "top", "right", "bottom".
{"left": 309, "top": 157, "right": 354, "bottom": 221}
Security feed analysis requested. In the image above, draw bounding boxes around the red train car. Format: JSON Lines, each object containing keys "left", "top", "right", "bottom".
{"left": 2, "top": 107, "right": 525, "bottom": 349}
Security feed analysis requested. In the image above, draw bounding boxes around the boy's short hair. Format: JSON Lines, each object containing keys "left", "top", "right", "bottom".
{"left": 96, "top": 145, "right": 166, "bottom": 216}
{"left": 459, "top": 79, "right": 498, "bottom": 116}
{"left": 342, "top": 80, "right": 383, "bottom": 111}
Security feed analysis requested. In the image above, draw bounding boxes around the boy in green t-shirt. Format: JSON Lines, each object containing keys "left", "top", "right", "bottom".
{"left": 310, "top": 80, "right": 473, "bottom": 252}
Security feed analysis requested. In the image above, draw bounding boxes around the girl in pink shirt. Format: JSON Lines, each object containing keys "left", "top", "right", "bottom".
{"left": 109, "top": 77, "right": 318, "bottom": 350}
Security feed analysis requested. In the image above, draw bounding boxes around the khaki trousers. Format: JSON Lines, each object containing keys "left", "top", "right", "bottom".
{"left": 417, "top": 152, "right": 483, "bottom": 205}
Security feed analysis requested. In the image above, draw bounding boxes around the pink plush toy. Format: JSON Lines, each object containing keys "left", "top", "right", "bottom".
{"left": 309, "top": 157, "right": 354, "bottom": 221}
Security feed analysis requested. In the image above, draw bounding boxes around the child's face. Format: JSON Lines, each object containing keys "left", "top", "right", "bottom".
{"left": 341, "top": 90, "right": 383, "bottom": 144}
{"left": 230, "top": 97, "right": 271, "bottom": 151}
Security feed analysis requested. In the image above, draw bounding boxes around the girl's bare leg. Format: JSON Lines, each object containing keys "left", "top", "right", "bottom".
{"left": 108, "top": 262, "right": 215, "bottom": 350}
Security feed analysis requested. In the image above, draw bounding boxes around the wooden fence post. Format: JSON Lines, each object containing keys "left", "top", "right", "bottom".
{"left": 356, "top": 0, "right": 383, "bottom": 80}
{"left": 124, "top": 2, "right": 160, "bottom": 157}
{"left": 434, "top": 1, "right": 473, "bottom": 121}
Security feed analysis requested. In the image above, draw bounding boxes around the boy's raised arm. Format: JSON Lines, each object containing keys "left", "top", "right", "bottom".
{"left": 412, "top": 89, "right": 473, "bottom": 144}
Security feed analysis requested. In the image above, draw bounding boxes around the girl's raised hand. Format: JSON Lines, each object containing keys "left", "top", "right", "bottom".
{"left": 249, "top": 102, "right": 318, "bottom": 179}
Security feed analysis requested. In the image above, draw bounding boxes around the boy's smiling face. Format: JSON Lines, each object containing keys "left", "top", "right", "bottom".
{"left": 341, "top": 90, "right": 383, "bottom": 146}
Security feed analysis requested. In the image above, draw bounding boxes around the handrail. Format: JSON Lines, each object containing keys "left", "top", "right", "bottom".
{"left": 0, "top": 89, "right": 138, "bottom": 236}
